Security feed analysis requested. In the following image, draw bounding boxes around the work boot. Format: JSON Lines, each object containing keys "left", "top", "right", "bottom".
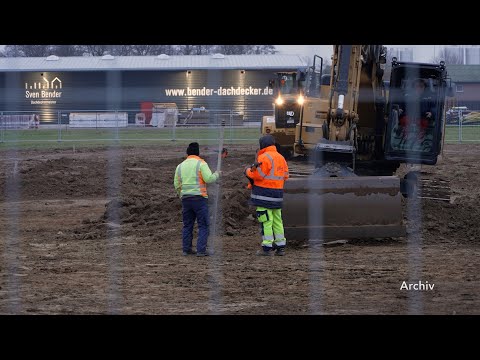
{"left": 182, "top": 249, "right": 197, "bottom": 256}
{"left": 196, "top": 249, "right": 214, "bottom": 257}
{"left": 275, "top": 248, "right": 285, "bottom": 256}
{"left": 256, "top": 248, "right": 273, "bottom": 256}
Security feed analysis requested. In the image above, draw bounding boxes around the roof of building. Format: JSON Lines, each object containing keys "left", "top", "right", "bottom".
{"left": 0, "top": 54, "right": 307, "bottom": 72}
{"left": 447, "top": 64, "right": 480, "bottom": 83}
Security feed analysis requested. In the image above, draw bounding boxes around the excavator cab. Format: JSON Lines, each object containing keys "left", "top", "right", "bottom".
{"left": 384, "top": 60, "right": 448, "bottom": 165}
{"left": 262, "top": 56, "right": 324, "bottom": 159}
{"left": 273, "top": 72, "right": 302, "bottom": 129}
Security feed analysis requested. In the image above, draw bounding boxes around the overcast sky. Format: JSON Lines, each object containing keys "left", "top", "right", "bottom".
{"left": 275, "top": 45, "right": 444, "bottom": 62}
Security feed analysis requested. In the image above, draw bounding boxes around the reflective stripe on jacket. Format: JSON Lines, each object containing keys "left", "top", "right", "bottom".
{"left": 245, "top": 145, "right": 289, "bottom": 208}
{"left": 174, "top": 155, "right": 218, "bottom": 198}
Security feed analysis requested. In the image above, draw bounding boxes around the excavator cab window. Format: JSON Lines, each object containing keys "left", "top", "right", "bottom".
{"left": 303, "top": 68, "right": 322, "bottom": 97}
{"left": 321, "top": 74, "right": 331, "bottom": 85}
{"left": 277, "top": 73, "right": 298, "bottom": 95}
{"left": 384, "top": 63, "right": 447, "bottom": 165}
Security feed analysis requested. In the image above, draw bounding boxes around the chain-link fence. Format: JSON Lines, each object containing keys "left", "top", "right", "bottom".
{"left": 444, "top": 109, "right": 480, "bottom": 143}
{"left": 2, "top": 108, "right": 480, "bottom": 145}
{"left": 0, "top": 109, "right": 272, "bottom": 145}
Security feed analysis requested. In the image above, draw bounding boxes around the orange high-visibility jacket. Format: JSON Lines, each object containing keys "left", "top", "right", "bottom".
{"left": 245, "top": 145, "right": 289, "bottom": 208}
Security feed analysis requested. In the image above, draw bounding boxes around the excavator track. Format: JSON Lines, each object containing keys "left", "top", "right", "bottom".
{"left": 418, "top": 173, "right": 451, "bottom": 202}
{"left": 288, "top": 162, "right": 316, "bottom": 176}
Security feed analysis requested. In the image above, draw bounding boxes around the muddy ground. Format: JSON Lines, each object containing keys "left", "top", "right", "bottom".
{"left": 0, "top": 143, "right": 478, "bottom": 314}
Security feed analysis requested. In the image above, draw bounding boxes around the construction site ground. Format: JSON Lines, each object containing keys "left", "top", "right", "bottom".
{"left": 0, "top": 143, "right": 478, "bottom": 314}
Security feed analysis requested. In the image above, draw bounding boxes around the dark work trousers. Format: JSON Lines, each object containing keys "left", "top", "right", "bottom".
{"left": 181, "top": 196, "right": 209, "bottom": 253}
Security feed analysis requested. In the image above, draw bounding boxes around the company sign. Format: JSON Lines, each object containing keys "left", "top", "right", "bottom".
{"left": 25, "top": 76, "right": 63, "bottom": 104}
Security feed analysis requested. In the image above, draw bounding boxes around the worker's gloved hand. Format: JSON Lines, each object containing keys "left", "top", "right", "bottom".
{"left": 250, "top": 161, "right": 262, "bottom": 170}
{"left": 216, "top": 170, "right": 222, "bottom": 177}
{"left": 244, "top": 166, "right": 254, "bottom": 188}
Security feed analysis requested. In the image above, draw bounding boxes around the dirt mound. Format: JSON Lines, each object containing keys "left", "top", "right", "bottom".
{"left": 81, "top": 176, "right": 256, "bottom": 240}
{"left": 0, "top": 157, "right": 108, "bottom": 201}
{"left": 420, "top": 197, "right": 480, "bottom": 244}
{"left": 69, "top": 149, "right": 258, "bottom": 240}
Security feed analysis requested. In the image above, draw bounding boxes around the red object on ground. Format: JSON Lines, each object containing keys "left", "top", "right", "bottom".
{"left": 140, "top": 102, "right": 153, "bottom": 125}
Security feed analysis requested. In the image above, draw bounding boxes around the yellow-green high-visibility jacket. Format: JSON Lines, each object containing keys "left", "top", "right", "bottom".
{"left": 174, "top": 155, "right": 219, "bottom": 198}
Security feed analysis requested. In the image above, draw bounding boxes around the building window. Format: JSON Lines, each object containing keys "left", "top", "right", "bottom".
{"left": 456, "top": 84, "right": 464, "bottom": 93}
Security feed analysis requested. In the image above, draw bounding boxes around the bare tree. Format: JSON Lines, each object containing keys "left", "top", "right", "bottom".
{"left": 213, "top": 45, "right": 277, "bottom": 55}
{"left": 111, "top": 45, "right": 133, "bottom": 56}
{"left": 430, "top": 47, "right": 463, "bottom": 64}
{"left": 192, "top": 45, "right": 215, "bottom": 55}
{"left": 128, "top": 45, "right": 162, "bottom": 55}
{"left": 2, "top": 44, "right": 280, "bottom": 57}
{"left": 178, "top": 45, "right": 195, "bottom": 55}
{"left": 23, "top": 45, "right": 54, "bottom": 57}
{"left": 3, "top": 45, "right": 23, "bottom": 57}
{"left": 159, "top": 45, "right": 177, "bottom": 55}
{"left": 50, "top": 45, "right": 84, "bottom": 56}
{"left": 248, "top": 45, "right": 276, "bottom": 54}
{"left": 4, "top": 45, "right": 53, "bottom": 57}
{"left": 81, "top": 45, "right": 110, "bottom": 56}
{"left": 178, "top": 45, "right": 275, "bottom": 55}
{"left": 213, "top": 45, "right": 251, "bottom": 55}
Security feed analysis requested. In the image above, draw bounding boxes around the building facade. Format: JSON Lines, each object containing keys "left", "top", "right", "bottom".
{"left": 447, "top": 64, "right": 480, "bottom": 109}
{"left": 0, "top": 54, "right": 307, "bottom": 124}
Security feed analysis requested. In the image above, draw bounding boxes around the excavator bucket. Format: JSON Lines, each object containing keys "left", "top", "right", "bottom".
{"left": 283, "top": 176, "right": 405, "bottom": 240}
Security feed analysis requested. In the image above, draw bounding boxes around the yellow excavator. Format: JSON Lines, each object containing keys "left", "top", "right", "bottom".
{"left": 261, "top": 55, "right": 325, "bottom": 159}
{"left": 282, "top": 45, "right": 452, "bottom": 240}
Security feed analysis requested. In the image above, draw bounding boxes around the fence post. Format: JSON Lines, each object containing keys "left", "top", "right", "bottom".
{"left": 229, "top": 109, "right": 233, "bottom": 144}
{"left": 57, "top": 111, "right": 62, "bottom": 142}
{"left": 115, "top": 110, "right": 119, "bottom": 142}
{"left": 0, "top": 111, "right": 3, "bottom": 143}
{"left": 459, "top": 111, "right": 463, "bottom": 143}
{"left": 172, "top": 110, "right": 177, "bottom": 142}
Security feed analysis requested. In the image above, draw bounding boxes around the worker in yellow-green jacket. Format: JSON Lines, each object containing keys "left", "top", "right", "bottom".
{"left": 174, "top": 142, "right": 221, "bottom": 257}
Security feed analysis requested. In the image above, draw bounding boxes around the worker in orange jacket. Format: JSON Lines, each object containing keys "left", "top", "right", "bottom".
{"left": 245, "top": 135, "right": 289, "bottom": 256}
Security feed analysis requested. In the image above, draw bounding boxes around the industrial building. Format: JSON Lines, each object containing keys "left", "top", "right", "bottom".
{"left": 0, "top": 54, "right": 307, "bottom": 125}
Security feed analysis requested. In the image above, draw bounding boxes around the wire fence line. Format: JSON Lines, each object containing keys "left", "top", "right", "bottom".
{"left": 0, "top": 109, "right": 270, "bottom": 144}
{"left": 1, "top": 109, "right": 480, "bottom": 145}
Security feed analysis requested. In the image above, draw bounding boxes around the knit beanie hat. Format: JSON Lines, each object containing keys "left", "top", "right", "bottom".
{"left": 187, "top": 142, "right": 200, "bottom": 156}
